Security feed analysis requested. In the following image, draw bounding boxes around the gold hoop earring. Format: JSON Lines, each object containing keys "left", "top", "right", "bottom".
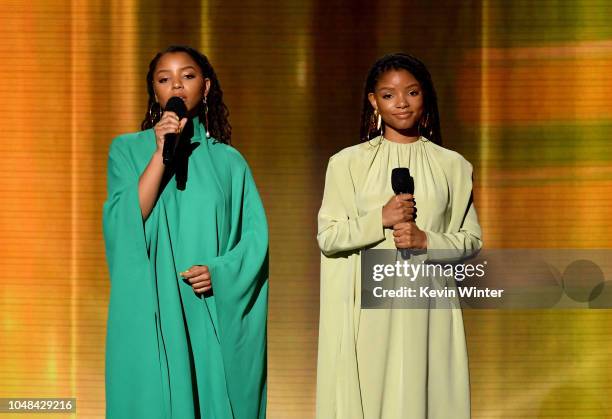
{"left": 367, "top": 110, "right": 381, "bottom": 141}
{"left": 203, "top": 95, "right": 210, "bottom": 138}
{"left": 367, "top": 112, "right": 376, "bottom": 140}
{"left": 375, "top": 110, "right": 382, "bottom": 131}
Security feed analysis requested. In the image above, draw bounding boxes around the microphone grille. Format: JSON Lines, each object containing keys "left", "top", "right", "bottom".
{"left": 165, "top": 96, "right": 188, "bottom": 119}
{"left": 391, "top": 167, "right": 414, "bottom": 194}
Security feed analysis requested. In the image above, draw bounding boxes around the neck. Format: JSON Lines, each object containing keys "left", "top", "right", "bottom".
{"left": 187, "top": 105, "right": 202, "bottom": 120}
{"left": 383, "top": 126, "right": 420, "bottom": 144}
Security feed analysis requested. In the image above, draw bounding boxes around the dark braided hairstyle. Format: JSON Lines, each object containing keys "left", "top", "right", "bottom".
{"left": 141, "top": 45, "right": 232, "bottom": 144}
{"left": 359, "top": 53, "right": 442, "bottom": 146}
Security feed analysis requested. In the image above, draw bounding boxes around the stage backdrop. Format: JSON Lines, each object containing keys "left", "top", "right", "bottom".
{"left": 0, "top": 0, "right": 611, "bottom": 417}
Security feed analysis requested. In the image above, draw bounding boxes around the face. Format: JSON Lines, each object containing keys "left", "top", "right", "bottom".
{"left": 153, "top": 52, "right": 211, "bottom": 113}
{"left": 368, "top": 69, "right": 424, "bottom": 136}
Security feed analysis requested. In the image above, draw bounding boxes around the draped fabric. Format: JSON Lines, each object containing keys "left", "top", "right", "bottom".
{"left": 316, "top": 136, "right": 482, "bottom": 419}
{"left": 103, "top": 117, "right": 268, "bottom": 419}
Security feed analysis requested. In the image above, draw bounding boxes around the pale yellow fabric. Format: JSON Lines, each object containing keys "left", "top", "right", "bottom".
{"left": 316, "top": 136, "right": 482, "bottom": 419}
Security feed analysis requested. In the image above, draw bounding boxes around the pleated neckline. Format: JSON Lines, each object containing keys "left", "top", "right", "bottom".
{"left": 381, "top": 135, "right": 429, "bottom": 147}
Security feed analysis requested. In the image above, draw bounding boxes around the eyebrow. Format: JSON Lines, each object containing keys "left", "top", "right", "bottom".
{"left": 155, "top": 65, "right": 198, "bottom": 75}
{"left": 378, "top": 83, "right": 420, "bottom": 91}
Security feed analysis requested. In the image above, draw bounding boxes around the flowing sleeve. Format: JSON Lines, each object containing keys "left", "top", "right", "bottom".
{"left": 102, "top": 138, "right": 164, "bottom": 417}
{"left": 424, "top": 156, "right": 483, "bottom": 253}
{"left": 201, "top": 163, "right": 269, "bottom": 419}
{"left": 317, "top": 154, "right": 385, "bottom": 256}
{"left": 316, "top": 153, "right": 365, "bottom": 418}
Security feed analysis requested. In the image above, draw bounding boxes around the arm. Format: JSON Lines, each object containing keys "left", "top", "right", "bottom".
{"left": 103, "top": 141, "right": 150, "bottom": 270}
{"left": 188, "top": 164, "right": 268, "bottom": 419}
{"left": 138, "top": 112, "right": 187, "bottom": 220}
{"left": 317, "top": 155, "right": 386, "bottom": 256}
{"left": 102, "top": 139, "right": 166, "bottom": 414}
{"left": 424, "top": 194, "right": 482, "bottom": 251}
{"left": 138, "top": 150, "right": 164, "bottom": 221}
{"left": 424, "top": 158, "right": 483, "bottom": 255}
{"left": 196, "top": 166, "right": 269, "bottom": 302}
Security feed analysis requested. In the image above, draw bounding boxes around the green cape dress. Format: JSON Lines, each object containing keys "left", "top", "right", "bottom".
{"left": 103, "top": 117, "right": 268, "bottom": 418}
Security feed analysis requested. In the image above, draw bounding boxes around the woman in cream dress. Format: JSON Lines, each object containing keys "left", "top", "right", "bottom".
{"left": 316, "top": 53, "right": 482, "bottom": 419}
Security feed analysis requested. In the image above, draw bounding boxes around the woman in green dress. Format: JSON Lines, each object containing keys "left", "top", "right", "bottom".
{"left": 103, "top": 45, "right": 268, "bottom": 419}
{"left": 316, "top": 53, "right": 482, "bottom": 418}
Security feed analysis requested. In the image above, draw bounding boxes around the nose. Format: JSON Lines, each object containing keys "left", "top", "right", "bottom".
{"left": 172, "top": 79, "right": 183, "bottom": 89}
{"left": 396, "top": 93, "right": 408, "bottom": 108}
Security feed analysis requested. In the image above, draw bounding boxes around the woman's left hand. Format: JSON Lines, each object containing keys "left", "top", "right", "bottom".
{"left": 393, "top": 222, "right": 428, "bottom": 250}
{"left": 181, "top": 265, "right": 212, "bottom": 294}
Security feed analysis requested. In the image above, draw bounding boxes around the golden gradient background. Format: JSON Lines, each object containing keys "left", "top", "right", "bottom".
{"left": 1, "top": 0, "right": 611, "bottom": 418}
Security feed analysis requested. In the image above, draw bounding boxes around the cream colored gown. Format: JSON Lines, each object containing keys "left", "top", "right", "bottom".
{"left": 316, "top": 136, "right": 482, "bottom": 419}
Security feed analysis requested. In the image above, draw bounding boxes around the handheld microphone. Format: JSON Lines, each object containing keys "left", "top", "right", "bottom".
{"left": 391, "top": 168, "right": 414, "bottom": 196}
{"left": 162, "top": 96, "right": 188, "bottom": 165}
{"left": 391, "top": 168, "right": 416, "bottom": 258}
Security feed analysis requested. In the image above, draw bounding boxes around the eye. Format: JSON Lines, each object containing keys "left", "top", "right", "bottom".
{"left": 184, "top": 73, "right": 196, "bottom": 79}
{"left": 409, "top": 90, "right": 420, "bottom": 96}
{"left": 158, "top": 77, "right": 168, "bottom": 83}
{"left": 382, "top": 93, "right": 392, "bottom": 99}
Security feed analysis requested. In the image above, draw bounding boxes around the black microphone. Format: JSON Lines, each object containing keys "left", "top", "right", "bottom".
{"left": 391, "top": 168, "right": 416, "bottom": 258}
{"left": 391, "top": 168, "right": 414, "bottom": 196}
{"left": 162, "top": 96, "right": 188, "bottom": 165}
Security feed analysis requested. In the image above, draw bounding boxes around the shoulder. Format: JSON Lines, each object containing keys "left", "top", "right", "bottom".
{"left": 326, "top": 141, "right": 376, "bottom": 169}
{"left": 210, "top": 140, "right": 248, "bottom": 166}
{"left": 108, "top": 129, "right": 154, "bottom": 155}
{"left": 426, "top": 141, "right": 473, "bottom": 174}
{"left": 208, "top": 140, "right": 253, "bottom": 174}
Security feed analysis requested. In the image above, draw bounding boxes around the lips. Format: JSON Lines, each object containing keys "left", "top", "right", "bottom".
{"left": 394, "top": 112, "right": 413, "bottom": 118}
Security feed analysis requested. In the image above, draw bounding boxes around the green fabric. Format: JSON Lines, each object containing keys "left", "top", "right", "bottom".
{"left": 316, "top": 136, "right": 482, "bottom": 419}
{"left": 103, "top": 117, "right": 268, "bottom": 419}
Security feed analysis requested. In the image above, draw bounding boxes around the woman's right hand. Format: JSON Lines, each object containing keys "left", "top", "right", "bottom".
{"left": 153, "top": 111, "right": 188, "bottom": 154}
{"left": 382, "top": 194, "right": 415, "bottom": 228}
